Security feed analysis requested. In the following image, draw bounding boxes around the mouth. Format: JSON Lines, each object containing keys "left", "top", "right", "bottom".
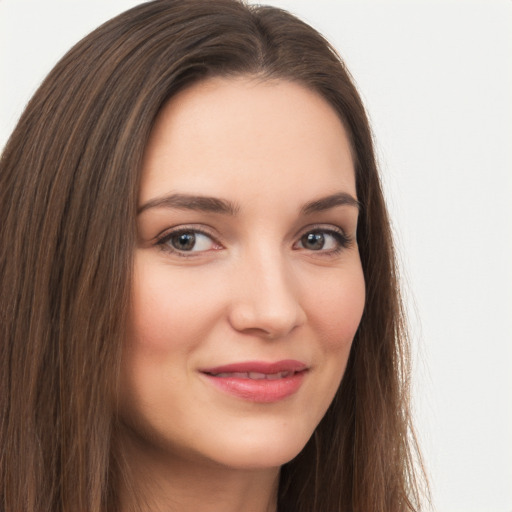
{"left": 205, "top": 370, "right": 297, "bottom": 380}
{"left": 199, "top": 360, "right": 308, "bottom": 403}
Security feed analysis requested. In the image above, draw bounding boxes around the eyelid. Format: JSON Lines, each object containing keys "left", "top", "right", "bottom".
{"left": 155, "top": 225, "right": 223, "bottom": 257}
{"left": 293, "top": 224, "right": 353, "bottom": 252}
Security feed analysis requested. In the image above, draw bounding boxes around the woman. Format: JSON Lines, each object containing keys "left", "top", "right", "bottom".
{"left": 0, "top": 1, "right": 428, "bottom": 511}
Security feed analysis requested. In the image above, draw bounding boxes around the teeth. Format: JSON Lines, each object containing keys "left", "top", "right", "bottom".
{"left": 211, "top": 371, "right": 293, "bottom": 380}
{"left": 248, "top": 372, "right": 266, "bottom": 380}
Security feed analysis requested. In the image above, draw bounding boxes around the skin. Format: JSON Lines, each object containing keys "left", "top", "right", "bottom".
{"left": 118, "top": 76, "right": 366, "bottom": 512}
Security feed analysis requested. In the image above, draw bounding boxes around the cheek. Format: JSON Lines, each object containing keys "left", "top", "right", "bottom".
{"left": 121, "top": 259, "right": 222, "bottom": 411}
{"left": 297, "top": 261, "right": 365, "bottom": 426}
{"left": 120, "top": 258, "right": 223, "bottom": 426}
{"left": 306, "top": 263, "right": 366, "bottom": 350}
{"left": 129, "top": 258, "right": 220, "bottom": 353}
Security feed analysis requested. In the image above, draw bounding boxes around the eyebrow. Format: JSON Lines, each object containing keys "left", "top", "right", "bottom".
{"left": 137, "top": 191, "right": 360, "bottom": 216}
{"left": 300, "top": 192, "right": 361, "bottom": 215}
{"left": 137, "top": 193, "right": 240, "bottom": 215}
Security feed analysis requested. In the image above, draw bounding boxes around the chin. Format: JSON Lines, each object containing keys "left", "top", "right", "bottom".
{"left": 196, "top": 425, "right": 313, "bottom": 470}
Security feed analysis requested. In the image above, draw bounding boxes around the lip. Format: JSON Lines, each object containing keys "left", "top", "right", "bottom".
{"left": 200, "top": 359, "right": 308, "bottom": 403}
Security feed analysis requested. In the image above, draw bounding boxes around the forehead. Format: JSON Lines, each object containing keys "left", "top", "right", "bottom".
{"left": 140, "top": 76, "right": 356, "bottom": 206}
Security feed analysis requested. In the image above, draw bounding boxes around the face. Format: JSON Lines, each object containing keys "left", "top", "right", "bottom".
{"left": 119, "top": 77, "right": 365, "bottom": 470}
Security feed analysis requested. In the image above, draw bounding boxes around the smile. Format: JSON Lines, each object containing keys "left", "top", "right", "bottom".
{"left": 200, "top": 360, "right": 308, "bottom": 403}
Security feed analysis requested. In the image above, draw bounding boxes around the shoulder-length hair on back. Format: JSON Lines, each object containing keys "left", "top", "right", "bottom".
{"left": 0, "top": 1, "right": 428, "bottom": 511}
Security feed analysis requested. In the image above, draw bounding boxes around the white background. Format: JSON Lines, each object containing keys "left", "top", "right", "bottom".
{"left": 1, "top": 1, "right": 511, "bottom": 511}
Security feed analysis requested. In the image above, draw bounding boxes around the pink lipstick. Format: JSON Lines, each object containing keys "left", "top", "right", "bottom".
{"left": 200, "top": 360, "right": 308, "bottom": 403}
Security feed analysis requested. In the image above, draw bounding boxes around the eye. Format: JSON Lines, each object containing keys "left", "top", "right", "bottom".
{"left": 295, "top": 228, "right": 350, "bottom": 253}
{"left": 157, "top": 229, "right": 219, "bottom": 254}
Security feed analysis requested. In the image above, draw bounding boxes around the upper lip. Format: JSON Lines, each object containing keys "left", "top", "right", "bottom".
{"left": 201, "top": 359, "right": 308, "bottom": 375}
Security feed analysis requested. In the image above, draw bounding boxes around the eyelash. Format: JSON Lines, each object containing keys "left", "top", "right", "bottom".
{"left": 155, "top": 225, "right": 352, "bottom": 258}
{"left": 295, "top": 227, "right": 352, "bottom": 255}
{"left": 155, "top": 227, "right": 220, "bottom": 258}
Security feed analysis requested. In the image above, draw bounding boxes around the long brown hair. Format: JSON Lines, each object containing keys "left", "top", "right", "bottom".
{"left": 0, "top": 1, "right": 428, "bottom": 510}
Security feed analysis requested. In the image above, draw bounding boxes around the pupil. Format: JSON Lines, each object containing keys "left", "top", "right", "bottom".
{"left": 173, "top": 233, "right": 196, "bottom": 251}
{"left": 303, "top": 232, "right": 325, "bottom": 250}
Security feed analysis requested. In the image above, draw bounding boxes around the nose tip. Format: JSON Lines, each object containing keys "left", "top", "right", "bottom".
{"left": 227, "top": 265, "right": 306, "bottom": 339}
{"left": 229, "top": 305, "right": 303, "bottom": 340}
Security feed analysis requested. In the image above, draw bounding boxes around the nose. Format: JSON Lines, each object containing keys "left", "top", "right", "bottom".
{"left": 227, "top": 250, "right": 306, "bottom": 339}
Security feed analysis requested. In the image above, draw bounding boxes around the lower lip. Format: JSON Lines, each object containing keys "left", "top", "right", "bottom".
{"left": 201, "top": 371, "right": 306, "bottom": 403}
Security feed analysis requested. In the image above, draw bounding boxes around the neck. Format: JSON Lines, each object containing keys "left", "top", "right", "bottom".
{"left": 115, "top": 424, "right": 280, "bottom": 512}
